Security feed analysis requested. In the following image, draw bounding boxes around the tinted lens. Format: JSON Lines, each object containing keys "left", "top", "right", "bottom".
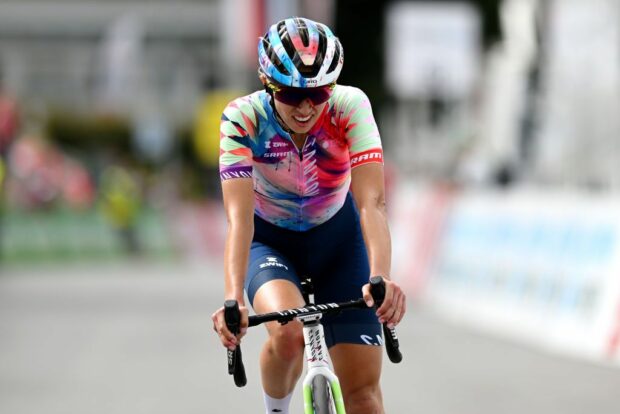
{"left": 273, "top": 85, "right": 333, "bottom": 106}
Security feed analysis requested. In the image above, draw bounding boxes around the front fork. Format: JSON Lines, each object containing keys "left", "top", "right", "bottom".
{"left": 299, "top": 315, "right": 346, "bottom": 414}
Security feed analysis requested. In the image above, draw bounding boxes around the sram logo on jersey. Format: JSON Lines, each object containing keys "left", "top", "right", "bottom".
{"left": 350, "top": 149, "right": 383, "bottom": 167}
{"left": 263, "top": 139, "right": 291, "bottom": 158}
{"left": 263, "top": 151, "right": 290, "bottom": 158}
{"left": 259, "top": 257, "right": 289, "bottom": 270}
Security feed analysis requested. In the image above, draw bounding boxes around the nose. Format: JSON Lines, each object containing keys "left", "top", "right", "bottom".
{"left": 296, "top": 98, "right": 314, "bottom": 113}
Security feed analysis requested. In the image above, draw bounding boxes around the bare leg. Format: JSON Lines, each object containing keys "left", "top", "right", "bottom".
{"left": 330, "top": 343, "right": 385, "bottom": 413}
{"left": 253, "top": 279, "right": 306, "bottom": 398}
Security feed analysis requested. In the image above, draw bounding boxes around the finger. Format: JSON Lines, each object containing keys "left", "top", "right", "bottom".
{"left": 232, "top": 307, "right": 249, "bottom": 339}
{"left": 215, "top": 316, "right": 239, "bottom": 346}
{"left": 376, "top": 284, "right": 396, "bottom": 316}
{"left": 386, "top": 292, "right": 405, "bottom": 328}
{"left": 383, "top": 288, "right": 405, "bottom": 326}
{"left": 376, "top": 286, "right": 396, "bottom": 320}
{"left": 220, "top": 330, "right": 238, "bottom": 350}
{"left": 362, "top": 283, "right": 373, "bottom": 307}
{"left": 212, "top": 312, "right": 227, "bottom": 338}
{"left": 240, "top": 307, "right": 250, "bottom": 329}
{"left": 384, "top": 291, "right": 401, "bottom": 326}
{"left": 223, "top": 327, "right": 238, "bottom": 344}
{"left": 387, "top": 313, "right": 400, "bottom": 329}
{"left": 212, "top": 306, "right": 242, "bottom": 349}
{"left": 398, "top": 293, "right": 407, "bottom": 323}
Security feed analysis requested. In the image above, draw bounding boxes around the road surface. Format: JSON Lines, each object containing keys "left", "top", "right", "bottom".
{"left": 1, "top": 260, "right": 619, "bottom": 413}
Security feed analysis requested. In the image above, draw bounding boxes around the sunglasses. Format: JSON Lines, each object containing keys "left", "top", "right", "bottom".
{"left": 267, "top": 83, "right": 335, "bottom": 107}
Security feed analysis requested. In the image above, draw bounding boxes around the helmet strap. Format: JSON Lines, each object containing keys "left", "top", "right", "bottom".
{"left": 274, "top": 106, "right": 294, "bottom": 135}
{"left": 266, "top": 91, "right": 295, "bottom": 134}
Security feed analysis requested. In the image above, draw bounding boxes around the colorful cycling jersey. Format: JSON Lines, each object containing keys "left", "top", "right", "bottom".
{"left": 219, "top": 85, "right": 383, "bottom": 231}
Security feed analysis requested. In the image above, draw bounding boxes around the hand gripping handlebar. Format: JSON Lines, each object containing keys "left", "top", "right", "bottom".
{"left": 224, "top": 300, "right": 247, "bottom": 387}
{"left": 369, "top": 276, "right": 403, "bottom": 363}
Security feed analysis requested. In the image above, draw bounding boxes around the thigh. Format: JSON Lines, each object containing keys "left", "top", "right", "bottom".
{"left": 247, "top": 243, "right": 306, "bottom": 338}
{"left": 245, "top": 241, "right": 303, "bottom": 307}
{"left": 253, "top": 278, "right": 306, "bottom": 315}
{"left": 253, "top": 279, "right": 306, "bottom": 338}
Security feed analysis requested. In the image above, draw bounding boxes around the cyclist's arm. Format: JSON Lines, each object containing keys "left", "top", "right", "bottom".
{"left": 351, "top": 163, "right": 391, "bottom": 279}
{"left": 212, "top": 177, "right": 253, "bottom": 350}
{"left": 222, "top": 177, "right": 254, "bottom": 304}
{"left": 351, "top": 163, "right": 406, "bottom": 328}
{"left": 213, "top": 97, "right": 257, "bottom": 349}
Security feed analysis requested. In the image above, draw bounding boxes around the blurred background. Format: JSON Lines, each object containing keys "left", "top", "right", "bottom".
{"left": 1, "top": 0, "right": 619, "bottom": 413}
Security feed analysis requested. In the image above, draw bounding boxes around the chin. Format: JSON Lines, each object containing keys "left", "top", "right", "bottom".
{"left": 292, "top": 126, "right": 313, "bottom": 134}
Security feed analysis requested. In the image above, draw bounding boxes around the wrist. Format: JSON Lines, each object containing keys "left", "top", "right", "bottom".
{"left": 370, "top": 274, "right": 389, "bottom": 281}
{"left": 225, "top": 291, "right": 245, "bottom": 306}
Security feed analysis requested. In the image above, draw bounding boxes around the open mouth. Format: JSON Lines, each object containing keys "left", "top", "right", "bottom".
{"left": 293, "top": 114, "right": 312, "bottom": 124}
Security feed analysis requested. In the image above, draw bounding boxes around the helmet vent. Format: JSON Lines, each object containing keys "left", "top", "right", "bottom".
{"left": 326, "top": 42, "right": 341, "bottom": 75}
{"left": 262, "top": 37, "right": 291, "bottom": 77}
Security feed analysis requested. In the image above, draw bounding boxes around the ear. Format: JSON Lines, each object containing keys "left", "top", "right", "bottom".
{"left": 258, "top": 72, "right": 268, "bottom": 86}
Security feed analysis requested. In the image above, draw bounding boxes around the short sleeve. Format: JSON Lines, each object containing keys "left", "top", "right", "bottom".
{"left": 341, "top": 87, "right": 383, "bottom": 168}
{"left": 219, "top": 97, "right": 256, "bottom": 180}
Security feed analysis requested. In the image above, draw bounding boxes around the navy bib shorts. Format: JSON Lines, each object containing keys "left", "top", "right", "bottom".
{"left": 245, "top": 193, "right": 383, "bottom": 348}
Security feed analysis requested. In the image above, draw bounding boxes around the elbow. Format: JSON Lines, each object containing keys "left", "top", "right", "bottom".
{"left": 376, "top": 194, "right": 387, "bottom": 213}
{"left": 358, "top": 193, "right": 388, "bottom": 217}
{"left": 228, "top": 214, "right": 254, "bottom": 230}
{"left": 226, "top": 209, "right": 254, "bottom": 233}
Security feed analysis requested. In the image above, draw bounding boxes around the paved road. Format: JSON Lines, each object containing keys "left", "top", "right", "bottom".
{"left": 1, "top": 261, "right": 619, "bottom": 414}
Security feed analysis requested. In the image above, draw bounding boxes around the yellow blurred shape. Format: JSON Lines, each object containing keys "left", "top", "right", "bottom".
{"left": 99, "top": 166, "right": 140, "bottom": 228}
{"left": 193, "top": 90, "right": 240, "bottom": 167}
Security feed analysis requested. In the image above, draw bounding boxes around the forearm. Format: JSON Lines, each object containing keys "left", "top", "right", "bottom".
{"left": 359, "top": 201, "right": 392, "bottom": 280}
{"left": 224, "top": 217, "right": 254, "bottom": 304}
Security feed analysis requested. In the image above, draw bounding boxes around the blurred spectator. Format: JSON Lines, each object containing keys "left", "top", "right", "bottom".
{"left": 0, "top": 69, "right": 19, "bottom": 259}
{"left": 99, "top": 165, "right": 142, "bottom": 255}
{"left": 0, "top": 153, "right": 4, "bottom": 192}
{"left": 62, "top": 159, "right": 96, "bottom": 210}
{"left": 7, "top": 135, "right": 95, "bottom": 210}
{"left": 0, "top": 73, "right": 19, "bottom": 157}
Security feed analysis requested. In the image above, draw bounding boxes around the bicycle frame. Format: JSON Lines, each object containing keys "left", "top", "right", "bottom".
{"left": 298, "top": 312, "right": 346, "bottom": 414}
{"left": 223, "top": 276, "right": 402, "bottom": 412}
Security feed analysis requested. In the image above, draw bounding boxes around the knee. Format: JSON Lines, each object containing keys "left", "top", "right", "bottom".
{"left": 344, "top": 384, "right": 383, "bottom": 414}
{"left": 269, "top": 322, "right": 304, "bottom": 362}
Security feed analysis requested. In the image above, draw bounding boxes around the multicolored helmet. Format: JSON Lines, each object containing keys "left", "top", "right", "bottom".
{"left": 258, "top": 17, "right": 344, "bottom": 88}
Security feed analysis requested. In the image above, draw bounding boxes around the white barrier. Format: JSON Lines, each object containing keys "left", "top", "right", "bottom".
{"left": 390, "top": 182, "right": 457, "bottom": 299}
{"left": 393, "top": 185, "right": 620, "bottom": 365}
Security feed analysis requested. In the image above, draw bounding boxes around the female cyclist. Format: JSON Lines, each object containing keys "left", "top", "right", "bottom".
{"left": 212, "top": 17, "right": 406, "bottom": 414}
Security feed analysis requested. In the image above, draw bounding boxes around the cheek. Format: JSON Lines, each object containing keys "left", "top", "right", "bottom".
{"left": 274, "top": 100, "right": 293, "bottom": 117}
{"left": 314, "top": 103, "right": 327, "bottom": 118}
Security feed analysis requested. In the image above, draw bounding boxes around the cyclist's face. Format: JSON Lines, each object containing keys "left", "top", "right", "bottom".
{"left": 273, "top": 98, "right": 326, "bottom": 134}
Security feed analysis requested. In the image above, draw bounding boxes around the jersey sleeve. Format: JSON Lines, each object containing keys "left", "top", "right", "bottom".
{"left": 341, "top": 87, "right": 383, "bottom": 168}
{"left": 219, "top": 97, "right": 257, "bottom": 181}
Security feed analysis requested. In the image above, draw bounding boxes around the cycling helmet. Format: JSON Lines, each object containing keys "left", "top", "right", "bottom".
{"left": 258, "top": 17, "right": 344, "bottom": 88}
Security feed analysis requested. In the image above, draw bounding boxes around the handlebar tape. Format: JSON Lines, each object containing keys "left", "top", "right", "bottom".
{"left": 224, "top": 300, "right": 247, "bottom": 387}
{"left": 369, "top": 276, "right": 403, "bottom": 363}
